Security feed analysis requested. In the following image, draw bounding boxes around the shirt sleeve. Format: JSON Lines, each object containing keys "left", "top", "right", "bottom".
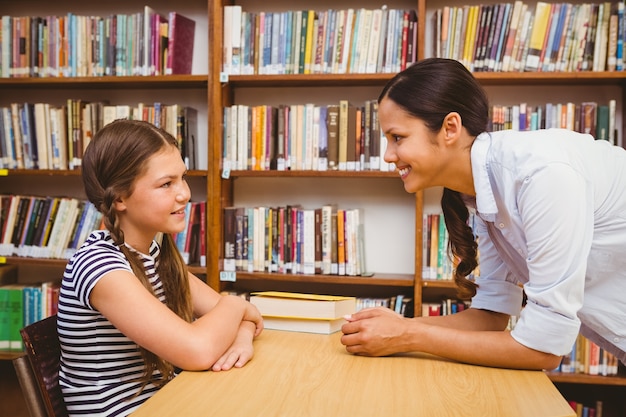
{"left": 71, "top": 246, "right": 132, "bottom": 310}
{"left": 510, "top": 163, "right": 590, "bottom": 356}
{"left": 471, "top": 214, "right": 525, "bottom": 317}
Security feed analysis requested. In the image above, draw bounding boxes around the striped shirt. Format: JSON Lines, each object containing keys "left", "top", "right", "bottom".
{"left": 58, "top": 230, "right": 165, "bottom": 417}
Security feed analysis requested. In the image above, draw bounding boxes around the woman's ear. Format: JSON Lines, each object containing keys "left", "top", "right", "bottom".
{"left": 442, "top": 112, "right": 462, "bottom": 144}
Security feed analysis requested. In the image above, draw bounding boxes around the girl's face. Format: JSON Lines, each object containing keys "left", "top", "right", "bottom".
{"left": 115, "top": 145, "right": 191, "bottom": 253}
{"left": 379, "top": 97, "right": 446, "bottom": 193}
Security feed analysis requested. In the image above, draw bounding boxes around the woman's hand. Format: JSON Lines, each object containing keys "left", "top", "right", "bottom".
{"left": 340, "top": 307, "right": 408, "bottom": 356}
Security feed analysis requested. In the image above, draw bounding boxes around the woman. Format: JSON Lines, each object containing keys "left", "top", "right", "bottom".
{"left": 341, "top": 58, "right": 626, "bottom": 370}
{"left": 58, "top": 119, "right": 263, "bottom": 416}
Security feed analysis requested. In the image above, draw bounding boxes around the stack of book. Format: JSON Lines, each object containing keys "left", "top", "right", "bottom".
{"left": 249, "top": 291, "right": 356, "bottom": 334}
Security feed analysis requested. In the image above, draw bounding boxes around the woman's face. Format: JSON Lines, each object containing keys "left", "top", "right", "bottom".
{"left": 379, "top": 97, "right": 447, "bottom": 193}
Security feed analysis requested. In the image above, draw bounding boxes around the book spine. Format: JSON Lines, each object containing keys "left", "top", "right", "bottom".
{"left": 0, "top": 288, "right": 9, "bottom": 349}
{"left": 8, "top": 287, "right": 23, "bottom": 350}
{"left": 223, "top": 207, "right": 236, "bottom": 272}
{"left": 326, "top": 105, "right": 339, "bottom": 170}
{"left": 337, "top": 209, "right": 346, "bottom": 276}
{"left": 525, "top": 1, "right": 552, "bottom": 71}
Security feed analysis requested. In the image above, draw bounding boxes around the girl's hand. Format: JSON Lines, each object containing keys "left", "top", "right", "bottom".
{"left": 243, "top": 301, "right": 264, "bottom": 336}
{"left": 211, "top": 321, "right": 256, "bottom": 371}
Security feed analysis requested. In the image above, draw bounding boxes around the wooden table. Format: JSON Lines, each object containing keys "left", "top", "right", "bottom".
{"left": 131, "top": 330, "right": 576, "bottom": 417}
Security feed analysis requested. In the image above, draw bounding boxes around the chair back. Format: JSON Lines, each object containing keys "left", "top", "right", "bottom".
{"left": 19, "top": 314, "right": 68, "bottom": 417}
{"left": 13, "top": 354, "right": 47, "bottom": 417}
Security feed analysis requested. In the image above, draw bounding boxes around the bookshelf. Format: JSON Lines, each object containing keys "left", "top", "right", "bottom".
{"left": 206, "top": 0, "right": 430, "bottom": 315}
{"left": 207, "top": 0, "right": 626, "bottom": 414}
{"left": 0, "top": 1, "right": 209, "bottom": 415}
{"left": 425, "top": 0, "right": 626, "bottom": 415}
{"left": 0, "top": 0, "right": 625, "bottom": 415}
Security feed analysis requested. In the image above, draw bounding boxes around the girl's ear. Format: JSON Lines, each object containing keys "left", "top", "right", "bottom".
{"left": 113, "top": 197, "right": 126, "bottom": 213}
{"left": 442, "top": 112, "right": 462, "bottom": 144}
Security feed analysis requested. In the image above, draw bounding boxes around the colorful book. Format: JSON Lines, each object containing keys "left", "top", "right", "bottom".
{"left": 223, "top": 206, "right": 237, "bottom": 272}
{"left": 2, "top": 284, "right": 25, "bottom": 350}
{"left": 525, "top": 1, "right": 552, "bottom": 71}
{"left": 166, "top": 12, "right": 196, "bottom": 75}
{"left": 326, "top": 104, "right": 339, "bottom": 170}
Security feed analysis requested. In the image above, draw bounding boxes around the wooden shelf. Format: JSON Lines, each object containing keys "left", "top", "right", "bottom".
{"left": 0, "top": 169, "right": 207, "bottom": 177}
{"left": 0, "top": 257, "right": 67, "bottom": 268}
{"left": 221, "top": 71, "right": 626, "bottom": 88}
{"left": 229, "top": 170, "right": 398, "bottom": 178}
{"left": 0, "top": 74, "right": 208, "bottom": 89}
{"left": 473, "top": 71, "right": 626, "bottom": 86}
{"left": 547, "top": 372, "right": 626, "bottom": 386}
{"left": 0, "top": 256, "right": 206, "bottom": 274}
{"left": 0, "top": 351, "right": 23, "bottom": 361}
{"left": 230, "top": 272, "right": 414, "bottom": 287}
{"left": 421, "top": 279, "right": 458, "bottom": 289}
{"left": 188, "top": 265, "right": 208, "bottom": 275}
{"left": 225, "top": 73, "right": 395, "bottom": 87}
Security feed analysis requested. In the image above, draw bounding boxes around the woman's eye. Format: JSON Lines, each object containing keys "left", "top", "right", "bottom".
{"left": 392, "top": 134, "right": 402, "bottom": 142}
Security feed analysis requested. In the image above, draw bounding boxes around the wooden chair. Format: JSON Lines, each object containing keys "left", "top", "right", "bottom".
{"left": 13, "top": 315, "right": 68, "bottom": 417}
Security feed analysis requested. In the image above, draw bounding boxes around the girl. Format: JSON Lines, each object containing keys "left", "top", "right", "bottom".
{"left": 58, "top": 119, "right": 263, "bottom": 416}
{"left": 341, "top": 58, "right": 626, "bottom": 371}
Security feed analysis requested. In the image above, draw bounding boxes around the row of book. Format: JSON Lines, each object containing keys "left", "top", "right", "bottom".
{"left": 422, "top": 299, "right": 471, "bottom": 317}
{"left": 567, "top": 400, "right": 603, "bottom": 417}
{"left": 0, "top": 195, "right": 102, "bottom": 260}
{"left": 0, "top": 274, "right": 60, "bottom": 351}
{"left": 557, "top": 333, "right": 621, "bottom": 376}
{"left": 0, "top": 8, "right": 195, "bottom": 78}
{"left": 222, "top": 100, "right": 393, "bottom": 173}
{"left": 172, "top": 201, "right": 207, "bottom": 267}
{"left": 222, "top": 6, "right": 417, "bottom": 75}
{"left": 223, "top": 205, "right": 367, "bottom": 277}
{"left": 423, "top": 211, "right": 485, "bottom": 282}
{"left": 489, "top": 99, "right": 618, "bottom": 145}
{"left": 0, "top": 101, "right": 198, "bottom": 170}
{"left": 422, "top": 213, "right": 455, "bottom": 281}
{"left": 0, "top": 194, "right": 206, "bottom": 265}
{"left": 357, "top": 294, "right": 415, "bottom": 318}
{"left": 435, "top": 1, "right": 626, "bottom": 73}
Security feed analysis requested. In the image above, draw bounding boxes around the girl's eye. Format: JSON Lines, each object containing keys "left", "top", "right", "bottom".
{"left": 161, "top": 181, "right": 171, "bottom": 188}
{"left": 392, "top": 134, "right": 403, "bottom": 142}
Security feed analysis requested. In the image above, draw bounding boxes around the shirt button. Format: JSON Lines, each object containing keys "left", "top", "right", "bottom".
{"left": 614, "top": 337, "right": 620, "bottom": 343}
{"left": 499, "top": 223, "right": 505, "bottom": 228}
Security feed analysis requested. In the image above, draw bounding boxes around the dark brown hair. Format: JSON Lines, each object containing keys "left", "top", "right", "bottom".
{"left": 379, "top": 58, "right": 490, "bottom": 298}
{"left": 82, "top": 119, "right": 193, "bottom": 389}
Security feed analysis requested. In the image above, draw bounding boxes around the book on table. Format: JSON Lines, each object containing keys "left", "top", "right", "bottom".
{"left": 249, "top": 291, "right": 357, "bottom": 334}
{"left": 260, "top": 316, "right": 346, "bottom": 334}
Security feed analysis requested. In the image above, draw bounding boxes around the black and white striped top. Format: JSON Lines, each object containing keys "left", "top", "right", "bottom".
{"left": 58, "top": 230, "right": 165, "bottom": 417}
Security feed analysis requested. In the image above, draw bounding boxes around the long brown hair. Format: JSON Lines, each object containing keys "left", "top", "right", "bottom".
{"left": 82, "top": 119, "right": 193, "bottom": 389}
{"left": 379, "top": 58, "right": 490, "bottom": 298}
